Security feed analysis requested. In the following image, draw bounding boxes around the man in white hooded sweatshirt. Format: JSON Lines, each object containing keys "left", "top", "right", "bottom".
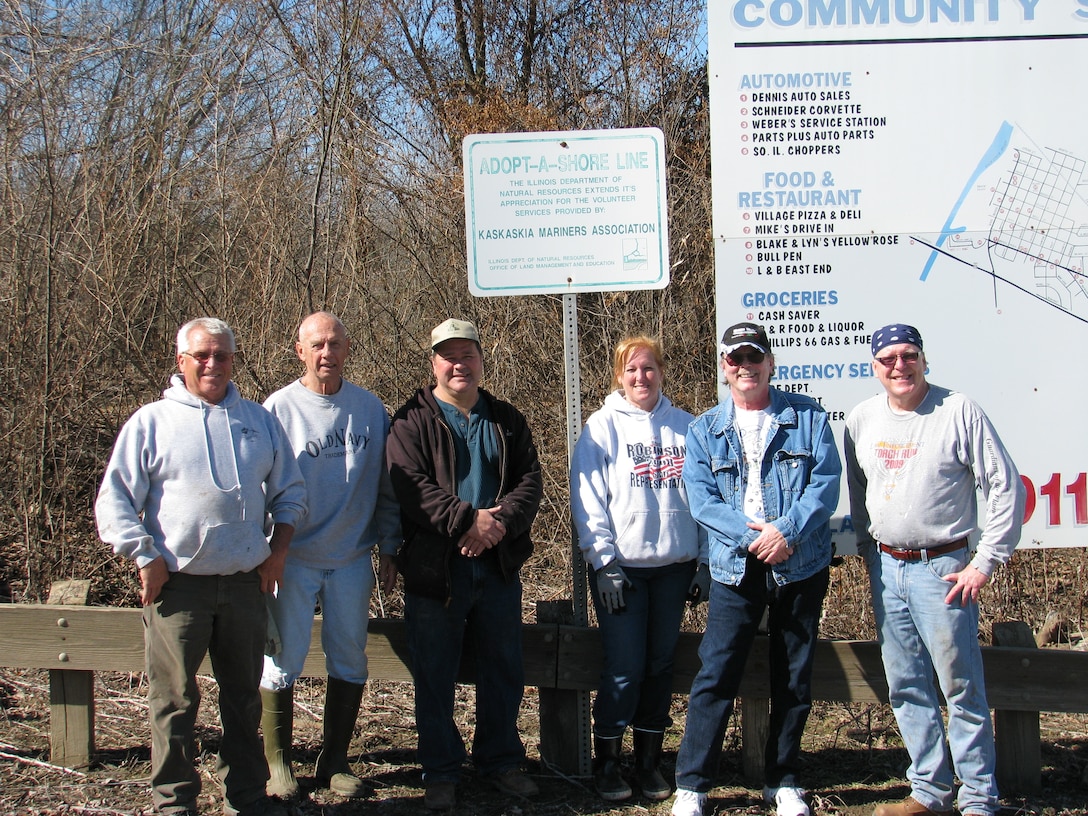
{"left": 96, "top": 317, "right": 306, "bottom": 816}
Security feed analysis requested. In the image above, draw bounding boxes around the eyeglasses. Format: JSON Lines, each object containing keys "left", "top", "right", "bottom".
{"left": 874, "top": 351, "right": 921, "bottom": 368}
{"left": 725, "top": 350, "right": 766, "bottom": 366}
{"left": 182, "top": 350, "right": 234, "bottom": 364}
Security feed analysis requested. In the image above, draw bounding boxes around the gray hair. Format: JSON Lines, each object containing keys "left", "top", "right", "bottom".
{"left": 177, "top": 317, "right": 237, "bottom": 354}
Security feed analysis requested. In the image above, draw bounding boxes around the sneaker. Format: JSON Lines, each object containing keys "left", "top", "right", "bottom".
{"left": 489, "top": 769, "right": 540, "bottom": 797}
{"left": 763, "top": 786, "right": 810, "bottom": 816}
{"left": 672, "top": 788, "right": 708, "bottom": 816}
{"left": 424, "top": 781, "right": 456, "bottom": 811}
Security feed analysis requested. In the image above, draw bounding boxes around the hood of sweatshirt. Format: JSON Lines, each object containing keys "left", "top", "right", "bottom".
{"left": 602, "top": 388, "right": 670, "bottom": 417}
{"left": 164, "top": 374, "right": 242, "bottom": 496}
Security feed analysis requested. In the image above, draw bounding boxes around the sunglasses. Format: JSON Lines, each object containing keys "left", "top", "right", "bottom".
{"left": 874, "top": 351, "right": 920, "bottom": 368}
{"left": 725, "top": 349, "right": 766, "bottom": 366}
{"left": 182, "top": 350, "right": 234, "bottom": 364}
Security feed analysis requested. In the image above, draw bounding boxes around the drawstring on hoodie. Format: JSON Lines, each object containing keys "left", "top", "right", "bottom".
{"left": 203, "top": 402, "right": 245, "bottom": 518}
{"left": 164, "top": 373, "right": 245, "bottom": 522}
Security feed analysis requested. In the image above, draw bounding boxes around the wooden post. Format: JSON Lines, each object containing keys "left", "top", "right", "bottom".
{"left": 739, "top": 615, "right": 772, "bottom": 784}
{"left": 741, "top": 696, "right": 769, "bottom": 784}
{"left": 991, "top": 620, "right": 1041, "bottom": 794}
{"left": 536, "top": 600, "right": 592, "bottom": 776}
{"left": 47, "top": 580, "right": 95, "bottom": 769}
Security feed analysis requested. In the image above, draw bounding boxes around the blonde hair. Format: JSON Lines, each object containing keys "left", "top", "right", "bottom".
{"left": 612, "top": 336, "right": 665, "bottom": 391}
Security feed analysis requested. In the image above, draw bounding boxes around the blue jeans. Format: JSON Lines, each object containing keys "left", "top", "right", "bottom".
{"left": 592, "top": 560, "right": 696, "bottom": 737}
{"left": 404, "top": 553, "right": 526, "bottom": 783}
{"left": 261, "top": 553, "right": 376, "bottom": 690}
{"left": 868, "top": 548, "right": 998, "bottom": 815}
{"left": 675, "top": 556, "right": 828, "bottom": 792}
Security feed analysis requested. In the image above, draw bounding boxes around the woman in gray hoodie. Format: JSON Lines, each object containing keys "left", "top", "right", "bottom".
{"left": 571, "top": 335, "right": 708, "bottom": 803}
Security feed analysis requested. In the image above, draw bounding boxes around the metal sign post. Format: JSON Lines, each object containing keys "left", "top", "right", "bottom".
{"left": 562, "top": 292, "right": 592, "bottom": 775}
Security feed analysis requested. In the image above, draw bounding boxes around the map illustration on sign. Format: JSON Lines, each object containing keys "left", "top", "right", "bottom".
{"left": 916, "top": 124, "right": 1088, "bottom": 325}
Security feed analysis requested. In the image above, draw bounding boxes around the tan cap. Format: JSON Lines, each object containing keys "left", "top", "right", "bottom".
{"left": 430, "top": 318, "right": 480, "bottom": 349}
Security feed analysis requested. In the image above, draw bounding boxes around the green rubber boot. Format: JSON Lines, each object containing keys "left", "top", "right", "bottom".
{"left": 315, "top": 677, "right": 368, "bottom": 798}
{"left": 260, "top": 686, "right": 299, "bottom": 799}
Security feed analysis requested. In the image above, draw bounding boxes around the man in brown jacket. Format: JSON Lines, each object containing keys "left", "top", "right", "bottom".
{"left": 384, "top": 318, "right": 543, "bottom": 811}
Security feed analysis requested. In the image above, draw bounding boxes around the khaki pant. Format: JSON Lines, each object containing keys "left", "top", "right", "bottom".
{"left": 143, "top": 570, "right": 268, "bottom": 814}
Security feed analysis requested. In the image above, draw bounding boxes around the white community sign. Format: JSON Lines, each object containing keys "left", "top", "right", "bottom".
{"left": 708, "top": 1, "right": 1088, "bottom": 548}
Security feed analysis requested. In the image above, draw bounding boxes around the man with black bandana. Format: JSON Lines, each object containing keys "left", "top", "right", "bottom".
{"left": 845, "top": 323, "right": 1025, "bottom": 816}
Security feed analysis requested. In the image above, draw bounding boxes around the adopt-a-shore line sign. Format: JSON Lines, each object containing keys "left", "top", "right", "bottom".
{"left": 462, "top": 128, "right": 669, "bottom": 296}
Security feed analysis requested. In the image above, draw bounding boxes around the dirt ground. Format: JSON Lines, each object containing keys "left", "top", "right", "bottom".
{"left": 4, "top": 549, "right": 1088, "bottom": 815}
{"left": 2, "top": 668, "right": 1087, "bottom": 816}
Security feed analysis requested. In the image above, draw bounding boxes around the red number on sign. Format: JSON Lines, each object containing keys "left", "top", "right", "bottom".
{"left": 1040, "top": 473, "right": 1062, "bottom": 527}
{"left": 1022, "top": 473, "right": 1088, "bottom": 527}
{"left": 1021, "top": 475, "right": 1035, "bottom": 524}
{"left": 1067, "top": 472, "right": 1088, "bottom": 526}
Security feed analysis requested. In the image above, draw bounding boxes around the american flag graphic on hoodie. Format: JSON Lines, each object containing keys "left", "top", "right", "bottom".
{"left": 629, "top": 439, "right": 685, "bottom": 488}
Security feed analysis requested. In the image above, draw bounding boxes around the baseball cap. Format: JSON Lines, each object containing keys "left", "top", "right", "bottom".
{"left": 430, "top": 318, "right": 480, "bottom": 349}
{"left": 720, "top": 322, "right": 770, "bottom": 355}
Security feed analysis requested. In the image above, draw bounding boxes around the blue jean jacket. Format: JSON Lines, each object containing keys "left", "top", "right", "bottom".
{"left": 683, "top": 387, "right": 841, "bottom": 586}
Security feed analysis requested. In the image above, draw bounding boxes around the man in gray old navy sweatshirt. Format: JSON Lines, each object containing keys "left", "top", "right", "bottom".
{"left": 259, "top": 311, "right": 400, "bottom": 800}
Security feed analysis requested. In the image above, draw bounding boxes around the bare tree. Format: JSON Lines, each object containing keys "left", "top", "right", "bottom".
{"left": 0, "top": 0, "right": 711, "bottom": 603}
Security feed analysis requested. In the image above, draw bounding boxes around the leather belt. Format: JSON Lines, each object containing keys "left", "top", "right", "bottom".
{"left": 878, "top": 539, "right": 967, "bottom": 561}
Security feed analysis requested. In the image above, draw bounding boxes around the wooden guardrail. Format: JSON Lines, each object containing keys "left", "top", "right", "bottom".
{"left": 3, "top": 604, "right": 1085, "bottom": 794}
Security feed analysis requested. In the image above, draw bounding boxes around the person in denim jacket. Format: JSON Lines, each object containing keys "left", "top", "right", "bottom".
{"left": 671, "top": 322, "right": 841, "bottom": 816}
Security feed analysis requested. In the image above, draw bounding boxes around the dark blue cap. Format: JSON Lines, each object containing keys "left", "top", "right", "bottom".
{"left": 871, "top": 324, "right": 923, "bottom": 357}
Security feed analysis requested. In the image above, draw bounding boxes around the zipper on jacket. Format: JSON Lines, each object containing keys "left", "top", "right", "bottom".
{"left": 435, "top": 409, "right": 457, "bottom": 607}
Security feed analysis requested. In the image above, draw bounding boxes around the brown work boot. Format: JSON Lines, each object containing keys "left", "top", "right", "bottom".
{"left": 489, "top": 769, "right": 540, "bottom": 797}
{"left": 873, "top": 796, "right": 952, "bottom": 816}
{"left": 424, "top": 781, "right": 456, "bottom": 810}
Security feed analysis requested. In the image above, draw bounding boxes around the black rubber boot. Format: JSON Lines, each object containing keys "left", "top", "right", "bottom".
{"left": 633, "top": 728, "right": 671, "bottom": 800}
{"left": 593, "top": 735, "right": 632, "bottom": 802}
{"left": 260, "top": 686, "right": 299, "bottom": 799}
{"left": 315, "top": 677, "right": 368, "bottom": 797}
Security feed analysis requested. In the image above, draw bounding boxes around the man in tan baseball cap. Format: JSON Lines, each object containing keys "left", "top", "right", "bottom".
{"left": 385, "top": 318, "right": 543, "bottom": 809}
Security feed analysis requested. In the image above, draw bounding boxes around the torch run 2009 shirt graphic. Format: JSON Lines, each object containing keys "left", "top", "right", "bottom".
{"left": 874, "top": 440, "right": 919, "bottom": 473}
{"left": 873, "top": 438, "right": 920, "bottom": 500}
